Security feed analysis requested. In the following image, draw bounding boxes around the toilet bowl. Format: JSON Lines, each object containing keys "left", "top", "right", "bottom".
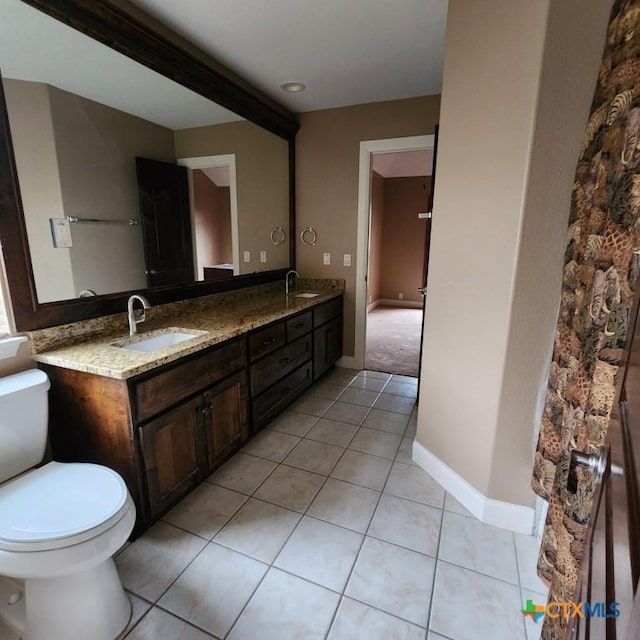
{"left": 0, "top": 370, "right": 136, "bottom": 640}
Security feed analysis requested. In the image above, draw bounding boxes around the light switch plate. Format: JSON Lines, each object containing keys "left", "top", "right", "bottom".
{"left": 323, "top": 252, "right": 331, "bottom": 265}
{"left": 343, "top": 253, "right": 351, "bottom": 267}
{"left": 243, "top": 251, "right": 251, "bottom": 263}
{"left": 260, "top": 250, "right": 267, "bottom": 263}
{"left": 50, "top": 218, "right": 72, "bottom": 248}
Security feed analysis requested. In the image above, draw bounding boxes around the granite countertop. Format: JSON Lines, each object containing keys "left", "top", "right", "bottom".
{"left": 30, "top": 285, "right": 342, "bottom": 380}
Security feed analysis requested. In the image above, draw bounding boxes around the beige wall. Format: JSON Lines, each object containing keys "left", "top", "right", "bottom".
{"left": 3, "top": 80, "right": 75, "bottom": 303}
{"left": 417, "top": 0, "right": 612, "bottom": 506}
{"left": 367, "top": 171, "right": 385, "bottom": 304}
{"left": 4, "top": 80, "right": 175, "bottom": 302}
{"left": 175, "top": 121, "right": 289, "bottom": 274}
{"left": 379, "top": 176, "right": 429, "bottom": 304}
{"left": 50, "top": 85, "right": 175, "bottom": 297}
{"left": 296, "top": 95, "right": 441, "bottom": 356}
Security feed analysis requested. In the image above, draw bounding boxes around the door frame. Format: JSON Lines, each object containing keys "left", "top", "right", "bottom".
{"left": 177, "top": 154, "right": 240, "bottom": 276}
{"left": 348, "top": 135, "right": 435, "bottom": 371}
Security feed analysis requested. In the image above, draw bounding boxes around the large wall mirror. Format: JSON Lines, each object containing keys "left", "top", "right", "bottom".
{"left": 0, "top": 0, "right": 298, "bottom": 331}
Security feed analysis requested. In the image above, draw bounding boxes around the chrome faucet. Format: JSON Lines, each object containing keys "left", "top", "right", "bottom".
{"left": 285, "top": 270, "right": 300, "bottom": 295}
{"left": 127, "top": 294, "right": 150, "bottom": 335}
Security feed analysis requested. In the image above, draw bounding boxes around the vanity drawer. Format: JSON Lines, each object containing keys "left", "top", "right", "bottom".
{"left": 252, "top": 362, "right": 313, "bottom": 430}
{"left": 248, "top": 322, "right": 286, "bottom": 361}
{"left": 286, "top": 311, "right": 312, "bottom": 342}
{"left": 132, "top": 338, "right": 246, "bottom": 423}
{"left": 250, "top": 334, "right": 312, "bottom": 396}
{"left": 313, "top": 297, "right": 342, "bottom": 327}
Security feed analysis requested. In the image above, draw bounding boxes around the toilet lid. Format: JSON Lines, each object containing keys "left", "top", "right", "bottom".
{"left": 0, "top": 462, "right": 128, "bottom": 544}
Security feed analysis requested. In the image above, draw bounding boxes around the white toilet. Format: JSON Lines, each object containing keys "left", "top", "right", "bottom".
{"left": 0, "top": 369, "right": 136, "bottom": 640}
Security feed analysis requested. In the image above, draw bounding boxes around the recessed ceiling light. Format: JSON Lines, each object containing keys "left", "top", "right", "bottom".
{"left": 280, "top": 81, "right": 306, "bottom": 93}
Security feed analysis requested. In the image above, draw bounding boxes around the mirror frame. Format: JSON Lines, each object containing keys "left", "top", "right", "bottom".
{"left": 0, "top": 0, "right": 299, "bottom": 331}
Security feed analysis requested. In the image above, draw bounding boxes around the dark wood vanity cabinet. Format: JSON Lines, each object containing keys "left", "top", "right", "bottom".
{"left": 249, "top": 311, "right": 314, "bottom": 431}
{"left": 313, "top": 297, "right": 344, "bottom": 380}
{"left": 42, "top": 295, "right": 342, "bottom": 535}
{"left": 138, "top": 368, "right": 248, "bottom": 519}
{"left": 44, "top": 337, "right": 249, "bottom": 533}
{"left": 249, "top": 296, "right": 344, "bottom": 430}
{"left": 139, "top": 394, "right": 206, "bottom": 519}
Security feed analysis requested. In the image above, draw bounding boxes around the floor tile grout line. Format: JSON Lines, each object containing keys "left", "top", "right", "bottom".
{"left": 121, "top": 596, "right": 154, "bottom": 639}
{"left": 322, "top": 432, "right": 400, "bottom": 639}
{"left": 425, "top": 477, "right": 447, "bottom": 636}
{"left": 150, "top": 600, "right": 223, "bottom": 639}
{"left": 513, "top": 532, "right": 533, "bottom": 640}
{"left": 220, "top": 442, "right": 349, "bottom": 639}
{"left": 435, "top": 557, "right": 524, "bottom": 590}
{"left": 120, "top": 520, "right": 222, "bottom": 636}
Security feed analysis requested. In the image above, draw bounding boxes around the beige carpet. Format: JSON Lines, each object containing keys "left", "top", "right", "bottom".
{"left": 365, "top": 305, "right": 423, "bottom": 377}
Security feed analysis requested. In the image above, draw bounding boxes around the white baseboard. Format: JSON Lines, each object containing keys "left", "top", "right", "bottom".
{"left": 374, "top": 299, "right": 423, "bottom": 309}
{"left": 412, "top": 439, "right": 536, "bottom": 534}
{"left": 367, "top": 300, "right": 380, "bottom": 312}
{"left": 336, "top": 355, "right": 361, "bottom": 370}
{"left": 534, "top": 497, "right": 548, "bottom": 542}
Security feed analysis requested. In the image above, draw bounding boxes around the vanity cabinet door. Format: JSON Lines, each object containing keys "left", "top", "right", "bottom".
{"left": 203, "top": 370, "right": 249, "bottom": 469}
{"left": 139, "top": 395, "right": 206, "bottom": 518}
{"left": 314, "top": 315, "right": 343, "bottom": 380}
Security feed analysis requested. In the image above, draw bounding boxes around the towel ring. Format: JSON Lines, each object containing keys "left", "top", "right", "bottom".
{"left": 270, "top": 226, "right": 286, "bottom": 245}
{"left": 300, "top": 227, "right": 317, "bottom": 246}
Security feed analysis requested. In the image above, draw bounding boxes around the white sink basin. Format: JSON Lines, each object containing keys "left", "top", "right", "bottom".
{"left": 293, "top": 292, "right": 319, "bottom": 298}
{"left": 114, "top": 330, "right": 203, "bottom": 353}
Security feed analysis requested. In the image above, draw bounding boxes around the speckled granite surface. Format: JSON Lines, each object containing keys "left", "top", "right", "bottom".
{"left": 28, "top": 280, "right": 344, "bottom": 380}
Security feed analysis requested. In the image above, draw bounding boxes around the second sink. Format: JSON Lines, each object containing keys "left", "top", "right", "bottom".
{"left": 293, "top": 292, "right": 319, "bottom": 298}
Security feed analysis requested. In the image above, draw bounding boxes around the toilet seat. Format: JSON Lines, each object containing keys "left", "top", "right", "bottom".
{"left": 0, "top": 461, "right": 129, "bottom": 552}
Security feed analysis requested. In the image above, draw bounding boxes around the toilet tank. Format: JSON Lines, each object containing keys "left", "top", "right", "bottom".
{"left": 0, "top": 369, "right": 51, "bottom": 484}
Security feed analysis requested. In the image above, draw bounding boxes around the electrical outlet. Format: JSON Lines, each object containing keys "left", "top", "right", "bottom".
{"left": 243, "top": 251, "right": 250, "bottom": 263}
{"left": 398, "top": 292, "right": 404, "bottom": 300}
{"left": 323, "top": 253, "right": 331, "bottom": 265}
{"left": 260, "top": 250, "right": 267, "bottom": 263}
{"left": 50, "top": 218, "right": 73, "bottom": 248}
{"left": 343, "top": 253, "right": 351, "bottom": 267}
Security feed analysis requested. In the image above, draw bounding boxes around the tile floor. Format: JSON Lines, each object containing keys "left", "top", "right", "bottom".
{"left": 0, "top": 368, "right": 549, "bottom": 640}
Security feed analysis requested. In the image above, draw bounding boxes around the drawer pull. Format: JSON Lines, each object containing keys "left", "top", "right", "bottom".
{"left": 279, "top": 357, "right": 291, "bottom": 366}
{"left": 262, "top": 338, "right": 277, "bottom": 346}
{"left": 292, "top": 322, "right": 305, "bottom": 329}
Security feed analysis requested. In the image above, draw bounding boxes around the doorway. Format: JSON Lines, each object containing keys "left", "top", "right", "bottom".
{"left": 177, "top": 154, "right": 240, "bottom": 279}
{"left": 352, "top": 135, "right": 435, "bottom": 377}
{"left": 365, "top": 150, "right": 433, "bottom": 376}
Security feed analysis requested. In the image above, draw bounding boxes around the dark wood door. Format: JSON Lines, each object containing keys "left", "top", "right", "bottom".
{"left": 203, "top": 371, "right": 249, "bottom": 469}
{"left": 136, "top": 157, "right": 194, "bottom": 287}
{"left": 417, "top": 125, "right": 439, "bottom": 401}
{"left": 571, "top": 301, "right": 640, "bottom": 640}
{"left": 139, "top": 394, "right": 206, "bottom": 518}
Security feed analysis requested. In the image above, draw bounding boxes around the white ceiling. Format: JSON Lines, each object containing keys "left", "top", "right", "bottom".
{"left": 0, "top": 0, "right": 447, "bottom": 128}
{"left": 0, "top": 0, "right": 241, "bottom": 129}
{"left": 127, "top": 0, "right": 448, "bottom": 112}
{"left": 372, "top": 150, "right": 434, "bottom": 178}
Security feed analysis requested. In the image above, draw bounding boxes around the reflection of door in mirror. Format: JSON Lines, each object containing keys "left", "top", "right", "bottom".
{"left": 136, "top": 157, "right": 194, "bottom": 288}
